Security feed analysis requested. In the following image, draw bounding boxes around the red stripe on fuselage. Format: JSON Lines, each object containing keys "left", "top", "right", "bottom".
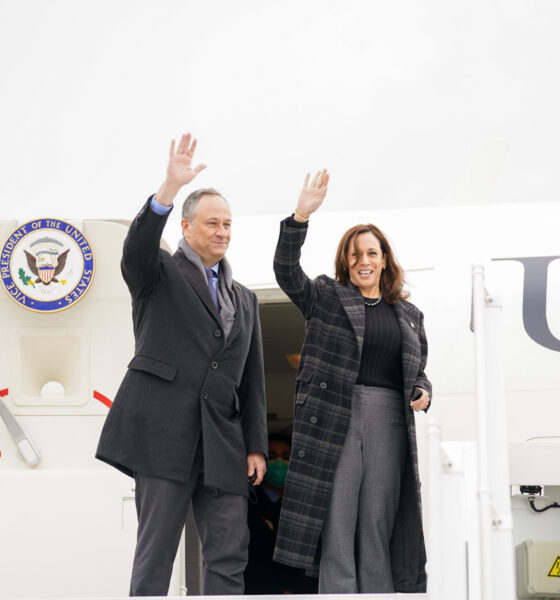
{"left": 93, "top": 390, "right": 112, "bottom": 408}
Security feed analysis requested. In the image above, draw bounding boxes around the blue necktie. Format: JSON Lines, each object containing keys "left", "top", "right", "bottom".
{"left": 204, "top": 267, "right": 220, "bottom": 312}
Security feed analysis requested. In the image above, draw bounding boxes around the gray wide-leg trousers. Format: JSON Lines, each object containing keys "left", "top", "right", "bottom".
{"left": 319, "top": 385, "right": 408, "bottom": 594}
{"left": 129, "top": 458, "right": 249, "bottom": 596}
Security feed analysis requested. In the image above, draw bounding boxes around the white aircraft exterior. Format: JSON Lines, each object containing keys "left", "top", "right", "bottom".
{"left": 0, "top": 199, "right": 559, "bottom": 599}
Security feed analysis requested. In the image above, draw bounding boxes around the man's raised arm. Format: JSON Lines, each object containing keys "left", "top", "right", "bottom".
{"left": 122, "top": 132, "right": 206, "bottom": 297}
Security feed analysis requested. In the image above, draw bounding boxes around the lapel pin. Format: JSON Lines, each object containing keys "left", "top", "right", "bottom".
{"left": 410, "top": 321, "right": 415, "bottom": 329}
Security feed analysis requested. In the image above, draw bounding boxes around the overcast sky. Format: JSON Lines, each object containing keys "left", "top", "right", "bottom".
{"left": 1, "top": 0, "right": 559, "bottom": 222}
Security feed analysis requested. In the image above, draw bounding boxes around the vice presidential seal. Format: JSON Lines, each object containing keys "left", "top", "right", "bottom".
{"left": 0, "top": 219, "right": 95, "bottom": 313}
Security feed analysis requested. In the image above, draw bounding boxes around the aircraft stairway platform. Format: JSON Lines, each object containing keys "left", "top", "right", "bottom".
{"left": 7, "top": 596, "right": 428, "bottom": 600}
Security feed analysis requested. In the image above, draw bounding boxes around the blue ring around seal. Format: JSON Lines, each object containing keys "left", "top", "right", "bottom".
{"left": 1, "top": 218, "right": 95, "bottom": 313}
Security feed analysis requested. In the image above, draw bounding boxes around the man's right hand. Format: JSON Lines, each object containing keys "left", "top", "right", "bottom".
{"left": 155, "top": 133, "right": 207, "bottom": 207}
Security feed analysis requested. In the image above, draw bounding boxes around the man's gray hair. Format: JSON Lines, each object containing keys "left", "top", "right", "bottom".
{"left": 181, "top": 188, "right": 228, "bottom": 221}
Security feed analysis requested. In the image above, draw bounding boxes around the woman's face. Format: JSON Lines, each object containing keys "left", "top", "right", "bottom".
{"left": 346, "top": 232, "right": 387, "bottom": 297}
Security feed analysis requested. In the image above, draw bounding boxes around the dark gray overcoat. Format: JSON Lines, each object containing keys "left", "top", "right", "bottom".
{"left": 272, "top": 217, "right": 432, "bottom": 592}
{"left": 96, "top": 199, "right": 267, "bottom": 496}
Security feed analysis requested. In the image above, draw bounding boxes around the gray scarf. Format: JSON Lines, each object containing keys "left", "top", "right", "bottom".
{"left": 177, "top": 237, "right": 236, "bottom": 340}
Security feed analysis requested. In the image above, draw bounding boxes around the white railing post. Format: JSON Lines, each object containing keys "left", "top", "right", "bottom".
{"left": 427, "top": 417, "right": 443, "bottom": 600}
{"left": 472, "top": 263, "right": 495, "bottom": 600}
{"left": 471, "top": 263, "right": 515, "bottom": 600}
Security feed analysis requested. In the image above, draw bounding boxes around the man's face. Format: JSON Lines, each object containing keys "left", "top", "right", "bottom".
{"left": 182, "top": 194, "right": 232, "bottom": 267}
{"left": 268, "top": 440, "right": 291, "bottom": 462}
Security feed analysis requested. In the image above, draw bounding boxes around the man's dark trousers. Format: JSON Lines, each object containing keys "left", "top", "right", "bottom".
{"left": 130, "top": 457, "right": 249, "bottom": 596}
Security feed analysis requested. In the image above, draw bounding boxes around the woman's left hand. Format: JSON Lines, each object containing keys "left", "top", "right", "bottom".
{"left": 410, "top": 387, "right": 430, "bottom": 412}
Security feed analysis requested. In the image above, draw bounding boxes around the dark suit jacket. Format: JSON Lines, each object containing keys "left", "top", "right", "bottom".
{"left": 96, "top": 199, "right": 267, "bottom": 496}
{"left": 272, "top": 217, "right": 431, "bottom": 592}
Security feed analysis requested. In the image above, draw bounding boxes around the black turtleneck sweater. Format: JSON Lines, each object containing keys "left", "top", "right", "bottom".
{"left": 356, "top": 297, "right": 403, "bottom": 391}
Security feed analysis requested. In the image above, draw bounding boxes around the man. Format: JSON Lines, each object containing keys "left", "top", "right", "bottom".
{"left": 96, "top": 133, "right": 267, "bottom": 596}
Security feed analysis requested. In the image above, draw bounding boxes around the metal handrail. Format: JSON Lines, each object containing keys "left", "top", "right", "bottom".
{"left": 0, "top": 395, "right": 41, "bottom": 467}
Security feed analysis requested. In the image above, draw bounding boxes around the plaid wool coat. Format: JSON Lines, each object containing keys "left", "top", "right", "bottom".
{"left": 272, "top": 217, "right": 432, "bottom": 593}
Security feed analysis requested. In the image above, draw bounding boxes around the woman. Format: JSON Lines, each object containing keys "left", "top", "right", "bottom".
{"left": 272, "top": 170, "right": 431, "bottom": 594}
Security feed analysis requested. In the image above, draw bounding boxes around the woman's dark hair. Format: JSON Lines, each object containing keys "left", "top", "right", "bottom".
{"left": 334, "top": 224, "right": 409, "bottom": 304}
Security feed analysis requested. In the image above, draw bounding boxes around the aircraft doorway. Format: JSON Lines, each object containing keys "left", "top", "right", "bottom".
{"left": 257, "top": 289, "right": 305, "bottom": 435}
{"left": 244, "top": 290, "right": 316, "bottom": 594}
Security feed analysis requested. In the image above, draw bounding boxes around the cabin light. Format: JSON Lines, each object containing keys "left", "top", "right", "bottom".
{"left": 285, "top": 354, "right": 301, "bottom": 369}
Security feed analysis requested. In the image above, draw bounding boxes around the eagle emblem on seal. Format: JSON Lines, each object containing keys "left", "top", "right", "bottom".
{"left": 24, "top": 237, "right": 69, "bottom": 285}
